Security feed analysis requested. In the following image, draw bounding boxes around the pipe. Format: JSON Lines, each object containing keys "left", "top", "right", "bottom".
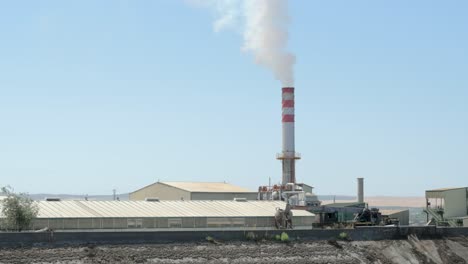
{"left": 357, "top": 178, "right": 364, "bottom": 203}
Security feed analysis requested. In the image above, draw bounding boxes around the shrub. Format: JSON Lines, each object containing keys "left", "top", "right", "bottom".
{"left": 338, "top": 232, "right": 349, "bottom": 240}
{"left": 280, "top": 232, "right": 289, "bottom": 242}
{"left": 245, "top": 232, "right": 257, "bottom": 241}
{"left": 1, "top": 186, "right": 38, "bottom": 232}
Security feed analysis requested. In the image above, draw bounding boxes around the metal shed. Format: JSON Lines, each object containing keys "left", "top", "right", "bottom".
{"left": 426, "top": 187, "right": 468, "bottom": 218}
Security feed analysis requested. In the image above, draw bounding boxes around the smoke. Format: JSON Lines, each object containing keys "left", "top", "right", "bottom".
{"left": 187, "top": 0, "right": 295, "bottom": 86}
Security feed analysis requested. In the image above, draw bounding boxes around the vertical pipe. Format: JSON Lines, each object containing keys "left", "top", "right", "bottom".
{"left": 357, "top": 178, "right": 364, "bottom": 203}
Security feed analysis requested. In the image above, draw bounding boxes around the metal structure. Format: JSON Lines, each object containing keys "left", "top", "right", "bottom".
{"left": 277, "top": 87, "right": 301, "bottom": 186}
{"left": 424, "top": 187, "right": 468, "bottom": 227}
{"left": 258, "top": 87, "right": 316, "bottom": 206}
{"left": 255, "top": 87, "right": 324, "bottom": 210}
{"left": 274, "top": 203, "right": 293, "bottom": 229}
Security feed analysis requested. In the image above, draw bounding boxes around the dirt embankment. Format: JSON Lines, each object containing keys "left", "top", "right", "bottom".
{"left": 0, "top": 236, "right": 468, "bottom": 264}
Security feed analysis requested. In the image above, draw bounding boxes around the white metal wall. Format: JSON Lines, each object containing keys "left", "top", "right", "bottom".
{"left": 191, "top": 192, "right": 258, "bottom": 201}
{"left": 30, "top": 216, "right": 314, "bottom": 230}
{"left": 445, "top": 188, "right": 468, "bottom": 218}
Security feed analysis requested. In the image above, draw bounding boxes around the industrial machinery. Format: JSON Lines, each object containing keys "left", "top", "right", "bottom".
{"left": 353, "top": 208, "right": 382, "bottom": 227}
{"left": 258, "top": 183, "right": 321, "bottom": 207}
{"left": 353, "top": 208, "right": 401, "bottom": 227}
{"left": 274, "top": 203, "right": 293, "bottom": 229}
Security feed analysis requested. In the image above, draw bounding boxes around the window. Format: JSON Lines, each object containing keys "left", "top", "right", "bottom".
{"left": 168, "top": 218, "right": 182, "bottom": 228}
{"left": 207, "top": 218, "right": 245, "bottom": 227}
{"left": 127, "top": 219, "right": 143, "bottom": 228}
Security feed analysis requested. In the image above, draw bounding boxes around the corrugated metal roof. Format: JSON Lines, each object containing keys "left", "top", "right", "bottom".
{"left": 160, "top": 182, "right": 253, "bottom": 193}
{"left": 0, "top": 200, "right": 313, "bottom": 218}
{"left": 426, "top": 187, "right": 467, "bottom": 192}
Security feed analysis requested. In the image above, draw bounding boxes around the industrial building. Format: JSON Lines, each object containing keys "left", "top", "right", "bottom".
{"left": 129, "top": 182, "right": 258, "bottom": 201}
{"left": 425, "top": 187, "right": 468, "bottom": 227}
{"left": 0, "top": 200, "right": 314, "bottom": 230}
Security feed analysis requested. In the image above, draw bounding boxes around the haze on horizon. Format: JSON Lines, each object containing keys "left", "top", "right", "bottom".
{"left": 0, "top": 1, "right": 467, "bottom": 197}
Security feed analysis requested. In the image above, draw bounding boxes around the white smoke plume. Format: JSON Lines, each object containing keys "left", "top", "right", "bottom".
{"left": 187, "top": 0, "right": 295, "bottom": 86}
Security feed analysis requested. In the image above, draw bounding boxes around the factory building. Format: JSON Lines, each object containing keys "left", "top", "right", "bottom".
{"left": 425, "top": 187, "right": 468, "bottom": 227}
{"left": 130, "top": 182, "right": 258, "bottom": 201}
{"left": 0, "top": 200, "right": 314, "bottom": 230}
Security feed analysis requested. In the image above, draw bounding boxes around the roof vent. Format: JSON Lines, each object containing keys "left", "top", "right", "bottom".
{"left": 233, "top": 197, "right": 247, "bottom": 202}
{"left": 45, "top": 197, "right": 61, "bottom": 202}
{"left": 145, "top": 197, "right": 160, "bottom": 202}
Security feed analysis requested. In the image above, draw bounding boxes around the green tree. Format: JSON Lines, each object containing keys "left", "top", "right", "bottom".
{"left": 1, "top": 186, "right": 38, "bottom": 231}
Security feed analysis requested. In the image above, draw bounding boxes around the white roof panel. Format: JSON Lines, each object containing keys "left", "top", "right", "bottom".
{"left": 17, "top": 200, "right": 314, "bottom": 218}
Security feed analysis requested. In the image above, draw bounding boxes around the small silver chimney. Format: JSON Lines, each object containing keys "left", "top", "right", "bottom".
{"left": 357, "top": 178, "right": 364, "bottom": 203}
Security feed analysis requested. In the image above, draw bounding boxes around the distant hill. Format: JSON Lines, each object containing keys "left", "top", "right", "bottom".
{"left": 28, "top": 193, "right": 129, "bottom": 201}
{"left": 318, "top": 195, "right": 356, "bottom": 201}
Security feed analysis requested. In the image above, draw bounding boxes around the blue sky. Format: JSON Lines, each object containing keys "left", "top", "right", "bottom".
{"left": 0, "top": 1, "right": 467, "bottom": 196}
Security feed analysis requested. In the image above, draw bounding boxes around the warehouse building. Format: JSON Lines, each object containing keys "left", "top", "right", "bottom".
{"left": 130, "top": 182, "right": 258, "bottom": 201}
{"left": 425, "top": 187, "right": 468, "bottom": 226}
{"left": 0, "top": 200, "right": 314, "bottom": 230}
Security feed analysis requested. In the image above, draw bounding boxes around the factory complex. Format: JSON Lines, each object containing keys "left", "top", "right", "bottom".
{"left": 1, "top": 87, "right": 466, "bottom": 231}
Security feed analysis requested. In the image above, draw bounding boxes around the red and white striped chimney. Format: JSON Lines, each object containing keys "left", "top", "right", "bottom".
{"left": 278, "top": 87, "right": 300, "bottom": 185}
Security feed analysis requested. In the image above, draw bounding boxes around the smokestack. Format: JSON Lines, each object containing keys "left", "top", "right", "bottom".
{"left": 357, "top": 178, "right": 364, "bottom": 203}
{"left": 277, "top": 87, "right": 300, "bottom": 185}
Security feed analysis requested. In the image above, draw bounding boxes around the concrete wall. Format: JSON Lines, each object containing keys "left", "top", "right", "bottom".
{"left": 130, "top": 183, "right": 190, "bottom": 201}
{"left": 191, "top": 192, "right": 258, "bottom": 201}
{"left": 464, "top": 218, "right": 468, "bottom": 227}
{"left": 2, "top": 227, "right": 468, "bottom": 247}
{"left": 444, "top": 188, "right": 467, "bottom": 218}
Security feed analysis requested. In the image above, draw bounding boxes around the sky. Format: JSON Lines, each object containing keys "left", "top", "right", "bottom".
{"left": 0, "top": 0, "right": 467, "bottom": 196}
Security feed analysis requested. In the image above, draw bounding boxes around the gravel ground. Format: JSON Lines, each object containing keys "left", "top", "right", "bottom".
{"left": 1, "top": 236, "right": 468, "bottom": 264}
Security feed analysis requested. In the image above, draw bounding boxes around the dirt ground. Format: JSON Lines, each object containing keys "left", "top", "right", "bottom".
{"left": 1, "top": 236, "right": 468, "bottom": 264}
